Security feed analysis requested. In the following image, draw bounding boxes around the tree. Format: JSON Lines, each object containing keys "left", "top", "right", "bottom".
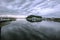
{"left": 26, "top": 15, "right": 42, "bottom": 22}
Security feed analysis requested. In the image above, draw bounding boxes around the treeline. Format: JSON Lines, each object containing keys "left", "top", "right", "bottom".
{"left": 0, "top": 17, "right": 16, "bottom": 21}
{"left": 45, "top": 18, "right": 60, "bottom": 22}
{"left": 53, "top": 18, "right": 60, "bottom": 22}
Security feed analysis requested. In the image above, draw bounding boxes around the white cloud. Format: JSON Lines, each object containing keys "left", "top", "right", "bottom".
{"left": 30, "top": 2, "right": 60, "bottom": 15}
{"left": 0, "top": 0, "right": 60, "bottom": 17}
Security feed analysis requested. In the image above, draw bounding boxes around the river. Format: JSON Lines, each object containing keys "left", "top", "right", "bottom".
{"left": 1, "top": 19, "right": 60, "bottom": 40}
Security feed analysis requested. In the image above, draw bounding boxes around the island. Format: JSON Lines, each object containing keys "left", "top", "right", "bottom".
{"left": 26, "top": 15, "right": 42, "bottom": 22}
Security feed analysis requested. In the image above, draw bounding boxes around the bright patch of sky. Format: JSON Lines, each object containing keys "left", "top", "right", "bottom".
{"left": 0, "top": 0, "right": 60, "bottom": 17}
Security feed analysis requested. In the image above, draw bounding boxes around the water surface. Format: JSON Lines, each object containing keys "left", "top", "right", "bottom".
{"left": 1, "top": 19, "right": 60, "bottom": 40}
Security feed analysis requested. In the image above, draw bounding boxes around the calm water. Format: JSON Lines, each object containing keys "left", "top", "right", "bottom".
{"left": 1, "top": 19, "right": 60, "bottom": 40}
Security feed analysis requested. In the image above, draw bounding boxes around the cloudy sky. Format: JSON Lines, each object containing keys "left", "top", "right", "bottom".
{"left": 0, "top": 0, "right": 60, "bottom": 17}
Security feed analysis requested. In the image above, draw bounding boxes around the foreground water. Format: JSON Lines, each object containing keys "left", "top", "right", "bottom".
{"left": 1, "top": 19, "right": 60, "bottom": 40}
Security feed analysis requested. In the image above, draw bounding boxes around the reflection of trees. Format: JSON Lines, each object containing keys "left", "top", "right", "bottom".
{"left": 0, "top": 21, "right": 11, "bottom": 27}
{"left": 53, "top": 18, "right": 60, "bottom": 22}
{"left": 26, "top": 15, "right": 60, "bottom": 22}
{"left": 0, "top": 17, "right": 16, "bottom": 27}
{"left": 45, "top": 18, "right": 60, "bottom": 22}
{"left": 0, "top": 17, "right": 16, "bottom": 21}
{"left": 26, "top": 15, "right": 42, "bottom": 22}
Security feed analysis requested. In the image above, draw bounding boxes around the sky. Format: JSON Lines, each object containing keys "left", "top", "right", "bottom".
{"left": 0, "top": 0, "right": 60, "bottom": 17}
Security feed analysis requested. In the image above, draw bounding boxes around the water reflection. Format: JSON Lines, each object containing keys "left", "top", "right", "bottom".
{"left": 0, "top": 21, "right": 12, "bottom": 27}
{"left": 26, "top": 15, "right": 42, "bottom": 22}
{"left": 0, "top": 17, "right": 16, "bottom": 27}
{"left": 1, "top": 19, "right": 60, "bottom": 40}
{"left": 26, "top": 19, "right": 42, "bottom": 22}
{"left": 26, "top": 15, "right": 60, "bottom": 23}
{"left": 26, "top": 18, "right": 60, "bottom": 23}
{"left": 0, "top": 18, "right": 60, "bottom": 27}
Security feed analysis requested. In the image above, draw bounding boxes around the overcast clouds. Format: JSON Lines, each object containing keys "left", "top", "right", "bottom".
{"left": 0, "top": 0, "right": 60, "bottom": 17}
